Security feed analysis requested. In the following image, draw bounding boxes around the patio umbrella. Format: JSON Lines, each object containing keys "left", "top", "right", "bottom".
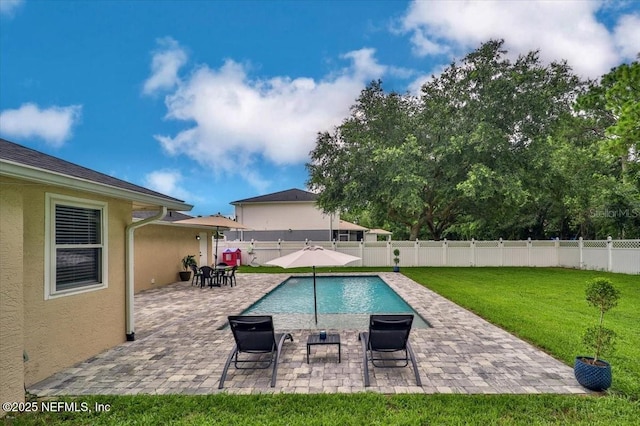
{"left": 265, "top": 246, "right": 360, "bottom": 324}
{"left": 175, "top": 214, "right": 249, "bottom": 263}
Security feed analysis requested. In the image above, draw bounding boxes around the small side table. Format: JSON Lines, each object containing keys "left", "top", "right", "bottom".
{"left": 306, "top": 333, "right": 341, "bottom": 363}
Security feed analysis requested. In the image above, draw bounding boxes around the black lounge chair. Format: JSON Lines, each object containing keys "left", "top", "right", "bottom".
{"left": 219, "top": 315, "right": 293, "bottom": 388}
{"left": 359, "top": 314, "right": 422, "bottom": 387}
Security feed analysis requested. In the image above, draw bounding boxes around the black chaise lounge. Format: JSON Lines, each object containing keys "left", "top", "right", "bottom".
{"left": 359, "top": 314, "right": 422, "bottom": 387}
{"left": 218, "top": 315, "right": 293, "bottom": 388}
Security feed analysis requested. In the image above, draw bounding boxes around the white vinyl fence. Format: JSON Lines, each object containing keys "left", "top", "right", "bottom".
{"left": 218, "top": 237, "right": 640, "bottom": 275}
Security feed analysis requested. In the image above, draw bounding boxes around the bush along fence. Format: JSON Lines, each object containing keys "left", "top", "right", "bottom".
{"left": 219, "top": 237, "right": 640, "bottom": 275}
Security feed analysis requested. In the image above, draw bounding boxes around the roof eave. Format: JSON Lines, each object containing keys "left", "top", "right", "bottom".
{"left": 231, "top": 200, "right": 317, "bottom": 206}
{"left": 1, "top": 160, "right": 192, "bottom": 212}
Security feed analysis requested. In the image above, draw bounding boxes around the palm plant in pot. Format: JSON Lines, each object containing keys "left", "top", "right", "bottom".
{"left": 574, "top": 277, "right": 620, "bottom": 391}
{"left": 179, "top": 255, "right": 197, "bottom": 281}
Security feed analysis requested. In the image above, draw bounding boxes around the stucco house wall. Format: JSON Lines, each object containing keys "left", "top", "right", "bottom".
{"left": 20, "top": 184, "right": 130, "bottom": 386}
{"left": 0, "top": 178, "right": 25, "bottom": 407}
{"left": 134, "top": 223, "right": 207, "bottom": 292}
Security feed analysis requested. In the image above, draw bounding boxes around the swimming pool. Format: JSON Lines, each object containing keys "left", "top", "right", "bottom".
{"left": 240, "top": 275, "right": 431, "bottom": 330}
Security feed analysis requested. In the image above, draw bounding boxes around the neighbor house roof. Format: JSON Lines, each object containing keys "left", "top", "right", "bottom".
{"left": 338, "top": 220, "right": 369, "bottom": 231}
{"left": 231, "top": 188, "right": 318, "bottom": 204}
{"left": 367, "top": 228, "right": 393, "bottom": 235}
{"left": 0, "top": 138, "right": 192, "bottom": 211}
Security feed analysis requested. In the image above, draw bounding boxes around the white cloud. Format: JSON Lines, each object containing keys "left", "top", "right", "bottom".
{"left": 151, "top": 44, "right": 387, "bottom": 187}
{"left": 144, "top": 169, "right": 196, "bottom": 202}
{"left": 0, "top": 103, "right": 82, "bottom": 147}
{"left": 613, "top": 13, "right": 640, "bottom": 60}
{"left": 142, "top": 37, "right": 188, "bottom": 95}
{"left": 0, "top": 0, "right": 23, "bottom": 17}
{"left": 401, "top": 0, "right": 630, "bottom": 78}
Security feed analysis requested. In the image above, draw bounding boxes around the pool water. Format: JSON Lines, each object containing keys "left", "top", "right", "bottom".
{"left": 240, "top": 275, "right": 430, "bottom": 330}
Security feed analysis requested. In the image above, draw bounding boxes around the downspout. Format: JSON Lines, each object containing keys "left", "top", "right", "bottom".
{"left": 124, "top": 206, "right": 167, "bottom": 341}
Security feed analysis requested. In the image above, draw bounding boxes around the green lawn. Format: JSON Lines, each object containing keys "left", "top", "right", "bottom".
{"left": 3, "top": 394, "right": 640, "bottom": 425}
{"left": 402, "top": 267, "right": 640, "bottom": 398}
{"left": 5, "top": 267, "right": 639, "bottom": 425}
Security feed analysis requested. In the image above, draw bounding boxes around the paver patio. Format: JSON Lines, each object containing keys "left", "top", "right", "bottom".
{"left": 29, "top": 272, "right": 587, "bottom": 396}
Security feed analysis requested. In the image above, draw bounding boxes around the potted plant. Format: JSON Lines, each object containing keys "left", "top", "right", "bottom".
{"left": 574, "top": 277, "right": 620, "bottom": 391}
{"left": 393, "top": 248, "right": 400, "bottom": 272}
{"left": 179, "top": 255, "right": 197, "bottom": 281}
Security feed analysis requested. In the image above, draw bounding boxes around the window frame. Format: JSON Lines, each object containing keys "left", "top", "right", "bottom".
{"left": 45, "top": 193, "right": 108, "bottom": 299}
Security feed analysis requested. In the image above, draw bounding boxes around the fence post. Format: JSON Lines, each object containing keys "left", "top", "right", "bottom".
{"left": 442, "top": 238, "right": 448, "bottom": 266}
{"left": 607, "top": 236, "right": 613, "bottom": 272}
{"left": 579, "top": 237, "right": 584, "bottom": 269}
{"left": 471, "top": 238, "right": 476, "bottom": 266}
{"left": 554, "top": 237, "right": 559, "bottom": 267}
{"left": 278, "top": 239, "right": 282, "bottom": 258}
{"left": 499, "top": 238, "right": 504, "bottom": 266}
{"left": 527, "top": 237, "right": 532, "bottom": 267}
{"left": 387, "top": 240, "right": 392, "bottom": 267}
{"left": 360, "top": 239, "right": 365, "bottom": 266}
{"left": 415, "top": 239, "right": 419, "bottom": 266}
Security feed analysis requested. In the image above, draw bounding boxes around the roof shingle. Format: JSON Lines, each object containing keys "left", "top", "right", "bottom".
{"left": 0, "top": 138, "right": 185, "bottom": 203}
{"left": 231, "top": 188, "right": 318, "bottom": 204}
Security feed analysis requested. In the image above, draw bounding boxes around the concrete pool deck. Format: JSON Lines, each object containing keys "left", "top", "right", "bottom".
{"left": 29, "top": 272, "right": 587, "bottom": 395}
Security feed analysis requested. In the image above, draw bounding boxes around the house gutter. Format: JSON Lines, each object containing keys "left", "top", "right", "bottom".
{"left": 124, "top": 206, "right": 167, "bottom": 341}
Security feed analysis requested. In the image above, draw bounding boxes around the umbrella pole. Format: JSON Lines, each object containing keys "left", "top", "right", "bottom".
{"left": 214, "top": 226, "right": 219, "bottom": 264}
{"left": 313, "top": 266, "right": 318, "bottom": 325}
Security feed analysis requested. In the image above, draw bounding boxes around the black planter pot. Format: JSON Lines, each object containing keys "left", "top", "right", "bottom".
{"left": 574, "top": 356, "right": 612, "bottom": 391}
{"left": 178, "top": 271, "right": 192, "bottom": 282}
{"left": 393, "top": 265, "right": 400, "bottom": 272}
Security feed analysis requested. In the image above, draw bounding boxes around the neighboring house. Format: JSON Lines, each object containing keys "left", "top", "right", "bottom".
{"left": 228, "top": 188, "right": 336, "bottom": 241}
{"left": 227, "top": 188, "right": 377, "bottom": 242}
{"left": 0, "top": 138, "right": 196, "bottom": 411}
{"left": 336, "top": 220, "right": 368, "bottom": 242}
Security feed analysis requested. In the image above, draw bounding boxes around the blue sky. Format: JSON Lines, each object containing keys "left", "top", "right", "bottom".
{"left": 1, "top": 0, "right": 638, "bottom": 217}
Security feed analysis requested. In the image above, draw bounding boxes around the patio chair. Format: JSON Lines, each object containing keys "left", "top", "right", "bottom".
{"left": 199, "top": 266, "right": 218, "bottom": 288}
{"left": 190, "top": 264, "right": 202, "bottom": 286}
{"left": 218, "top": 315, "right": 293, "bottom": 388}
{"left": 358, "top": 314, "right": 422, "bottom": 387}
{"left": 221, "top": 265, "right": 238, "bottom": 287}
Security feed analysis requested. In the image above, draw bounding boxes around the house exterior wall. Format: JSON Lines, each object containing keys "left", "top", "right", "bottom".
{"left": 235, "top": 203, "right": 337, "bottom": 230}
{"left": 0, "top": 178, "right": 26, "bottom": 410}
{"left": 134, "top": 224, "right": 206, "bottom": 292}
{"left": 226, "top": 229, "right": 333, "bottom": 243}
{"left": 19, "top": 183, "right": 130, "bottom": 387}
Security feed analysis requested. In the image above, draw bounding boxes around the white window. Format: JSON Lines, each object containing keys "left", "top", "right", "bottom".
{"left": 45, "top": 194, "right": 108, "bottom": 299}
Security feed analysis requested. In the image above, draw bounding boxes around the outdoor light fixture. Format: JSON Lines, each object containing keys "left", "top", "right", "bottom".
{"left": 195, "top": 235, "right": 201, "bottom": 240}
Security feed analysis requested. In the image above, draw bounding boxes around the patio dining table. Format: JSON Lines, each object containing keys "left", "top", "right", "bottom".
{"left": 212, "top": 265, "right": 231, "bottom": 286}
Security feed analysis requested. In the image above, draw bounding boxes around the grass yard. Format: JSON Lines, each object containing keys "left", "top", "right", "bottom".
{"left": 5, "top": 267, "right": 639, "bottom": 425}
{"left": 3, "top": 394, "right": 640, "bottom": 425}
{"left": 402, "top": 267, "right": 640, "bottom": 398}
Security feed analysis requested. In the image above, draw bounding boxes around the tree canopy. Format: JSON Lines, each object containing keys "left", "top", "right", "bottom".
{"left": 307, "top": 41, "right": 639, "bottom": 240}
